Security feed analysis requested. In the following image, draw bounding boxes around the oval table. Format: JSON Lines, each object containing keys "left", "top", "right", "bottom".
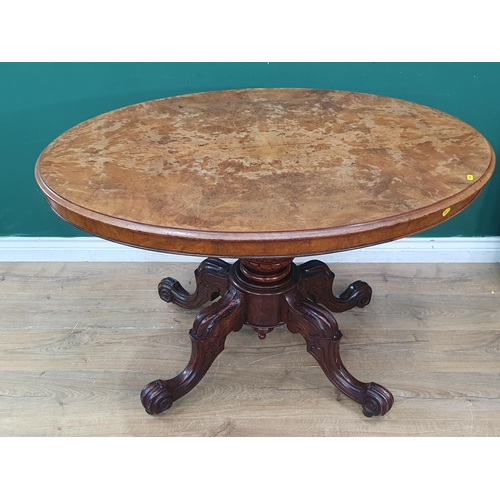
{"left": 35, "top": 88, "right": 496, "bottom": 417}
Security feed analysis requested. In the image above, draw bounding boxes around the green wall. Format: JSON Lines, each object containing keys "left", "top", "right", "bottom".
{"left": 1, "top": 62, "right": 499, "bottom": 238}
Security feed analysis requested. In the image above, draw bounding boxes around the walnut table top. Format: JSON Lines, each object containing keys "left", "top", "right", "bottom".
{"left": 35, "top": 88, "right": 495, "bottom": 257}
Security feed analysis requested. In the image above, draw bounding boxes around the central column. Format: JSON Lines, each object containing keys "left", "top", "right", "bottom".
{"left": 230, "top": 258, "right": 298, "bottom": 338}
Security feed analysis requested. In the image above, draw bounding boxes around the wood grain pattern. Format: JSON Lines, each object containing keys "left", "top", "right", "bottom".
{"left": 1, "top": 262, "right": 499, "bottom": 436}
{"left": 35, "top": 89, "right": 495, "bottom": 257}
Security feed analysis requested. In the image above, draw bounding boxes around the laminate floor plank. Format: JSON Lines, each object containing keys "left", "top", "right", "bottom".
{"left": 1, "top": 262, "right": 499, "bottom": 436}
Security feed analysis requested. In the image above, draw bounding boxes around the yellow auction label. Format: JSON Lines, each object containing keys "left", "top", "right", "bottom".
{"left": 442, "top": 208, "right": 451, "bottom": 217}
{"left": 467, "top": 174, "right": 474, "bottom": 181}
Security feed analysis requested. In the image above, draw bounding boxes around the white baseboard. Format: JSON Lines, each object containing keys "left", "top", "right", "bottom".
{"left": 0, "top": 237, "right": 499, "bottom": 263}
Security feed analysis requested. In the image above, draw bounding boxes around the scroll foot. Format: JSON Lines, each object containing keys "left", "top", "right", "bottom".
{"left": 298, "top": 260, "right": 372, "bottom": 312}
{"left": 361, "top": 382, "right": 394, "bottom": 417}
{"left": 141, "top": 287, "right": 245, "bottom": 414}
{"left": 141, "top": 380, "right": 174, "bottom": 415}
{"left": 158, "top": 258, "right": 231, "bottom": 309}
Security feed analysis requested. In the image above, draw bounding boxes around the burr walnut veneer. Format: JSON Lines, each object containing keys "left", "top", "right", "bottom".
{"left": 35, "top": 89, "right": 495, "bottom": 417}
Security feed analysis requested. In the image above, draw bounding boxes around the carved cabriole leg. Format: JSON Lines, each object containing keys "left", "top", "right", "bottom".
{"left": 141, "top": 287, "right": 245, "bottom": 414}
{"left": 298, "top": 259, "right": 372, "bottom": 312}
{"left": 158, "top": 258, "right": 231, "bottom": 309}
{"left": 283, "top": 289, "right": 394, "bottom": 417}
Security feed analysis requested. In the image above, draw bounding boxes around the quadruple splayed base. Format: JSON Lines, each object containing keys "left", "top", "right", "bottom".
{"left": 140, "top": 258, "right": 394, "bottom": 417}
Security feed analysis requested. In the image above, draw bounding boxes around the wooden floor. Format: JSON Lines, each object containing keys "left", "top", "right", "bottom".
{"left": 1, "top": 261, "right": 499, "bottom": 436}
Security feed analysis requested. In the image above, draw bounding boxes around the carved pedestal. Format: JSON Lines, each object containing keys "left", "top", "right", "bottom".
{"left": 141, "top": 258, "right": 394, "bottom": 417}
